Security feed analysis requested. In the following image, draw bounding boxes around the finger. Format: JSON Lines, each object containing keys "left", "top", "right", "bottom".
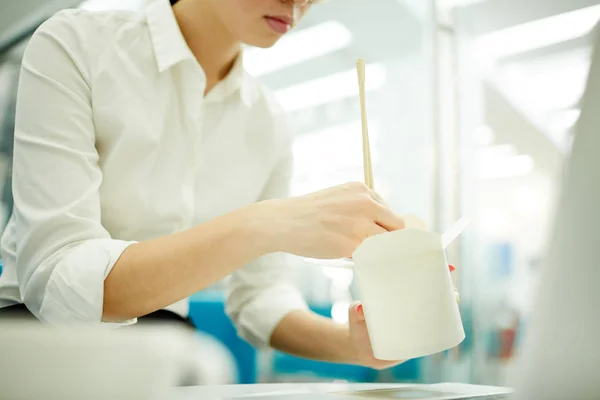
{"left": 366, "top": 223, "right": 387, "bottom": 238}
{"left": 349, "top": 302, "right": 366, "bottom": 323}
{"left": 374, "top": 204, "right": 405, "bottom": 232}
{"left": 356, "top": 303, "right": 365, "bottom": 319}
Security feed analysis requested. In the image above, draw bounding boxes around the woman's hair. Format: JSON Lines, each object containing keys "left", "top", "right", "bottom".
{"left": 170, "top": 0, "right": 179, "bottom": 5}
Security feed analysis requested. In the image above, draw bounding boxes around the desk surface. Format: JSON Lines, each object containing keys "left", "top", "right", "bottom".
{"left": 173, "top": 383, "right": 512, "bottom": 400}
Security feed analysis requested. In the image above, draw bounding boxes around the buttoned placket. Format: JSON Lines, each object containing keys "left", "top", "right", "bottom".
{"left": 177, "top": 59, "right": 207, "bottom": 231}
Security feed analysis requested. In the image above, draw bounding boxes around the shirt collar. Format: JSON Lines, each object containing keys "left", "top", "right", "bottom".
{"left": 145, "top": 0, "right": 252, "bottom": 106}
{"left": 205, "top": 52, "right": 253, "bottom": 107}
{"left": 145, "top": 0, "right": 195, "bottom": 73}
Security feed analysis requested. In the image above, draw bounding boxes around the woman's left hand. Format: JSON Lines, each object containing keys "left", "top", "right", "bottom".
{"left": 348, "top": 264, "right": 458, "bottom": 369}
{"left": 347, "top": 302, "right": 404, "bottom": 370}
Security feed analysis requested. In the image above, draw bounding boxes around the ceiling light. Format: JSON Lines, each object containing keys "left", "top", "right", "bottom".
{"left": 293, "top": 120, "right": 380, "bottom": 178}
{"left": 498, "top": 53, "right": 590, "bottom": 111}
{"left": 440, "top": 0, "right": 488, "bottom": 9}
{"left": 477, "top": 154, "right": 535, "bottom": 180}
{"left": 475, "top": 5, "right": 600, "bottom": 60}
{"left": 473, "top": 125, "right": 495, "bottom": 146}
{"left": 244, "top": 21, "right": 352, "bottom": 77}
{"left": 475, "top": 144, "right": 518, "bottom": 162}
{"left": 275, "top": 63, "right": 386, "bottom": 112}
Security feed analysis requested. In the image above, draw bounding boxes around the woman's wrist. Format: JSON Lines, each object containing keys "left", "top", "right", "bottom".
{"left": 236, "top": 200, "right": 285, "bottom": 255}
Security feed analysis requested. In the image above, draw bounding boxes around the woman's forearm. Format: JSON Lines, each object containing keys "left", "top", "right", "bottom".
{"left": 103, "top": 205, "right": 272, "bottom": 321}
{"left": 270, "top": 310, "right": 357, "bottom": 364}
{"left": 102, "top": 182, "right": 406, "bottom": 322}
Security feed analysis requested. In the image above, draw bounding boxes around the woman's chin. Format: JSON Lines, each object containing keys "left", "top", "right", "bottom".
{"left": 243, "top": 33, "right": 282, "bottom": 49}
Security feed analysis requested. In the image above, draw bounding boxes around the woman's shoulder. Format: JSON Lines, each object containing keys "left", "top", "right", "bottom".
{"left": 34, "top": 8, "right": 146, "bottom": 53}
{"left": 40, "top": 7, "right": 143, "bottom": 33}
{"left": 26, "top": 8, "right": 150, "bottom": 76}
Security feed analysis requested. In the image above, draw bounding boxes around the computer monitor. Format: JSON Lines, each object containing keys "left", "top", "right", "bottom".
{"left": 512, "top": 23, "right": 600, "bottom": 399}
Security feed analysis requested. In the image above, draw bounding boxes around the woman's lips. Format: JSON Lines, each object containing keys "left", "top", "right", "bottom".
{"left": 265, "top": 16, "right": 292, "bottom": 34}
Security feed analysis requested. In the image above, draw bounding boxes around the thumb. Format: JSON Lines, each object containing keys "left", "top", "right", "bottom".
{"left": 348, "top": 301, "right": 365, "bottom": 324}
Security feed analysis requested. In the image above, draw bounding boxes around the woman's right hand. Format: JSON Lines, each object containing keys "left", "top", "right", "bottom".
{"left": 253, "top": 182, "right": 405, "bottom": 259}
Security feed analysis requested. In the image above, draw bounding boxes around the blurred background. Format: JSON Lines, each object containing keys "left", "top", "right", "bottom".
{"left": 0, "top": 0, "right": 595, "bottom": 388}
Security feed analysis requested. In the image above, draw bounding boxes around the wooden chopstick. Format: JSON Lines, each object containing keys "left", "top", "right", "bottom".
{"left": 356, "top": 58, "right": 374, "bottom": 190}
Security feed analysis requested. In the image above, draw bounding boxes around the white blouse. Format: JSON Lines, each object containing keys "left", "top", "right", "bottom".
{"left": 0, "top": 0, "right": 307, "bottom": 348}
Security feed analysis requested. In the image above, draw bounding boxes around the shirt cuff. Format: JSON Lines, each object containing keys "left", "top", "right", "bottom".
{"left": 38, "top": 238, "right": 137, "bottom": 326}
{"left": 232, "top": 284, "right": 308, "bottom": 349}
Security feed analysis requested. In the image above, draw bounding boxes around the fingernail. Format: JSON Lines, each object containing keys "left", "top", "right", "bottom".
{"left": 356, "top": 304, "right": 363, "bottom": 314}
{"left": 449, "top": 264, "right": 456, "bottom": 272}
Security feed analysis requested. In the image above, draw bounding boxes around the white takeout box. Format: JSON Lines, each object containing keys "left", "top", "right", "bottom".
{"left": 352, "top": 228, "right": 465, "bottom": 360}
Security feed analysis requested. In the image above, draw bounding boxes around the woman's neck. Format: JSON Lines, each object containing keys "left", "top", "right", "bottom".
{"left": 172, "top": 1, "right": 241, "bottom": 95}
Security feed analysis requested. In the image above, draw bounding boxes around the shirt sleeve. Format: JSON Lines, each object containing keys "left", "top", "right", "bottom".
{"left": 225, "top": 148, "right": 308, "bottom": 349}
{"left": 12, "top": 12, "right": 137, "bottom": 325}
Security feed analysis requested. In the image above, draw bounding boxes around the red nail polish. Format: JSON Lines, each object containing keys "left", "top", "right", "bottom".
{"left": 356, "top": 304, "right": 363, "bottom": 314}
{"left": 449, "top": 264, "right": 456, "bottom": 272}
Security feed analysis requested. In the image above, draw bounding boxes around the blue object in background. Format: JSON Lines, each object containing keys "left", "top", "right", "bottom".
{"left": 188, "top": 291, "right": 257, "bottom": 384}
{"left": 458, "top": 305, "right": 474, "bottom": 354}
{"left": 489, "top": 242, "right": 514, "bottom": 278}
{"left": 271, "top": 352, "right": 377, "bottom": 382}
{"left": 388, "top": 358, "right": 421, "bottom": 382}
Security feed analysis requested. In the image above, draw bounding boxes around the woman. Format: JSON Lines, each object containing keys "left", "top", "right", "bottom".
{"left": 0, "top": 0, "right": 407, "bottom": 369}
